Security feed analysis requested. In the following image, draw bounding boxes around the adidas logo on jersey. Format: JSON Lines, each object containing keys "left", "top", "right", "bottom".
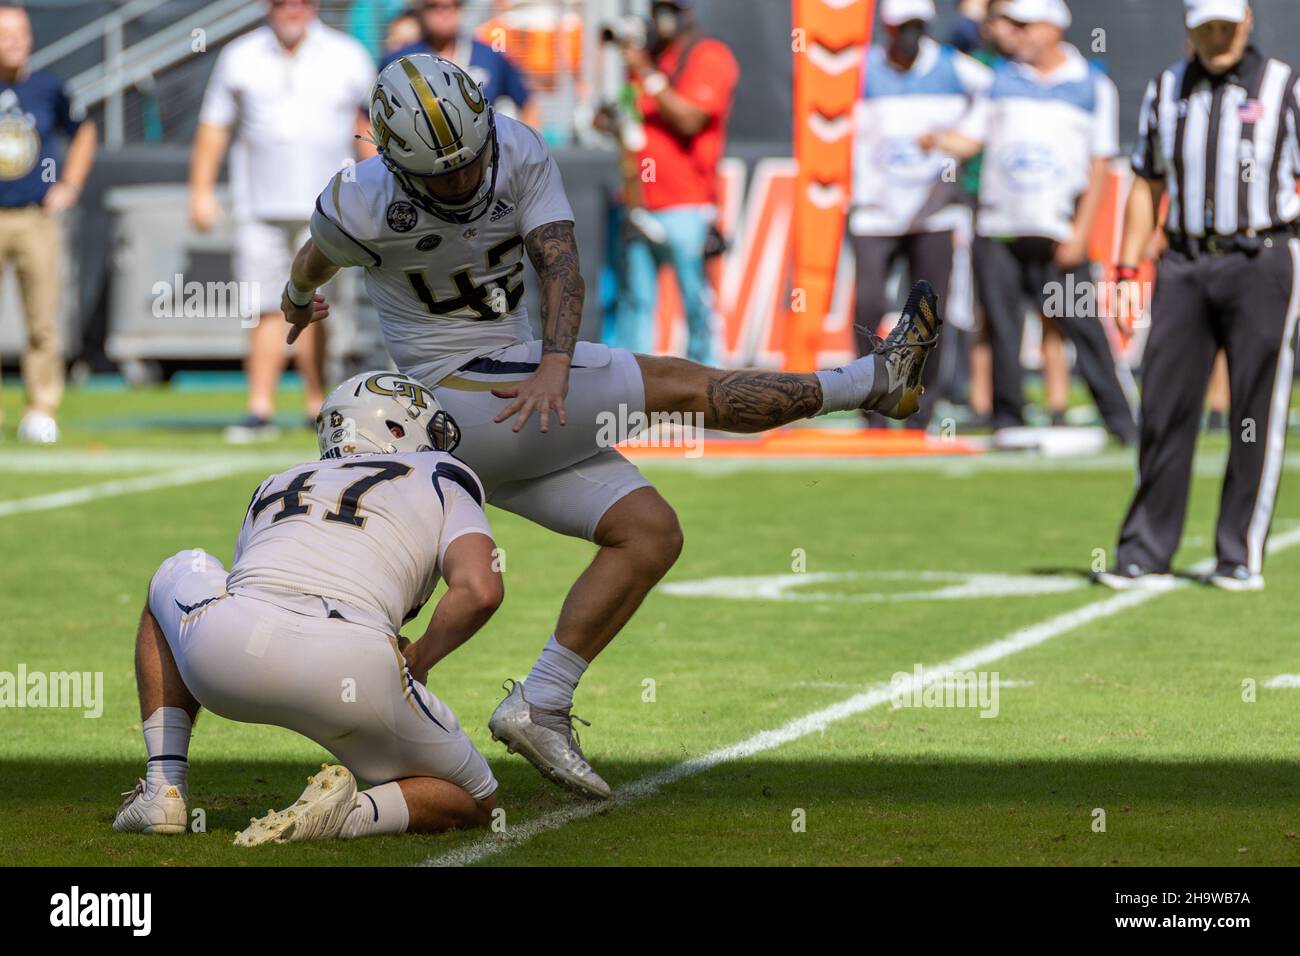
{"left": 489, "top": 199, "right": 515, "bottom": 223}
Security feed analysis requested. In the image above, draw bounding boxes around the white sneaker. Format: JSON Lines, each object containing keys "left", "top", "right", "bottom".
{"left": 1206, "top": 565, "right": 1265, "bottom": 592}
{"left": 1093, "top": 565, "right": 1178, "bottom": 591}
{"left": 113, "top": 780, "right": 187, "bottom": 835}
{"left": 233, "top": 764, "right": 357, "bottom": 847}
{"left": 223, "top": 415, "right": 280, "bottom": 445}
{"left": 17, "top": 410, "right": 58, "bottom": 444}
{"left": 488, "top": 680, "right": 611, "bottom": 800}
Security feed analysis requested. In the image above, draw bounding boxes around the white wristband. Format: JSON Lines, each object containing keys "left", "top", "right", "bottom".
{"left": 284, "top": 280, "right": 315, "bottom": 308}
{"left": 642, "top": 72, "right": 668, "bottom": 97}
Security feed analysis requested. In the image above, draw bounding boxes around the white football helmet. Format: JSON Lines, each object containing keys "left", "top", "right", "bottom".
{"left": 370, "top": 53, "right": 498, "bottom": 223}
{"left": 317, "top": 371, "right": 461, "bottom": 459}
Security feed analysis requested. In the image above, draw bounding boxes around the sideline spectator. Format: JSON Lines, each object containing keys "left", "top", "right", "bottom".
{"left": 0, "top": 4, "right": 97, "bottom": 444}
{"left": 922, "top": 0, "right": 1138, "bottom": 443}
{"left": 384, "top": 9, "right": 422, "bottom": 55}
{"left": 383, "top": 0, "right": 536, "bottom": 125}
{"left": 849, "top": 0, "right": 991, "bottom": 428}
{"left": 612, "top": 0, "right": 738, "bottom": 363}
{"left": 190, "top": 0, "right": 374, "bottom": 442}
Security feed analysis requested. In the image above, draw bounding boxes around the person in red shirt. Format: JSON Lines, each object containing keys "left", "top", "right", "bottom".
{"left": 615, "top": 0, "right": 738, "bottom": 363}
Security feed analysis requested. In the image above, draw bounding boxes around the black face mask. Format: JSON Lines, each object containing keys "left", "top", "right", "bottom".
{"left": 891, "top": 21, "right": 925, "bottom": 62}
{"left": 648, "top": 6, "right": 684, "bottom": 55}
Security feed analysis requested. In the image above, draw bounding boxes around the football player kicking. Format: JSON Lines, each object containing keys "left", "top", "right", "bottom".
{"left": 114, "top": 372, "right": 502, "bottom": 844}
{"left": 282, "top": 54, "right": 943, "bottom": 800}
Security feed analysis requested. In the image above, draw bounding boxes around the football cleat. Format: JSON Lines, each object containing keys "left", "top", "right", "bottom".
{"left": 1205, "top": 565, "right": 1265, "bottom": 592}
{"left": 488, "top": 680, "right": 611, "bottom": 800}
{"left": 862, "top": 280, "right": 943, "bottom": 420}
{"left": 1092, "top": 564, "right": 1177, "bottom": 591}
{"left": 233, "top": 764, "right": 357, "bottom": 847}
{"left": 17, "top": 410, "right": 58, "bottom": 445}
{"left": 113, "top": 780, "right": 187, "bottom": 835}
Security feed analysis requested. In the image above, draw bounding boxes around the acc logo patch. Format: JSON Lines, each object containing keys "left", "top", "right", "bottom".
{"left": 417, "top": 234, "right": 442, "bottom": 252}
{"left": 386, "top": 201, "right": 418, "bottom": 233}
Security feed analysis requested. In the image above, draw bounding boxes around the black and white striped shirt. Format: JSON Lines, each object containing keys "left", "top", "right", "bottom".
{"left": 1132, "top": 47, "right": 1300, "bottom": 239}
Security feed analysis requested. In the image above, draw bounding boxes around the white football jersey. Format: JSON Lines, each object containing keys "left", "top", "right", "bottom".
{"left": 310, "top": 116, "right": 575, "bottom": 385}
{"left": 226, "top": 451, "right": 492, "bottom": 635}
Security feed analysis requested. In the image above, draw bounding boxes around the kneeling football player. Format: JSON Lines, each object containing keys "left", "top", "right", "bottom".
{"left": 114, "top": 372, "right": 502, "bottom": 844}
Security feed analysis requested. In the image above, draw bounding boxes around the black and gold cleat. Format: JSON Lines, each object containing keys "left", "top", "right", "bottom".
{"left": 861, "top": 280, "right": 943, "bottom": 420}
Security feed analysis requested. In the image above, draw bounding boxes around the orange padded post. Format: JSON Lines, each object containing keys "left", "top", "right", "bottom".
{"left": 788, "top": 0, "right": 873, "bottom": 370}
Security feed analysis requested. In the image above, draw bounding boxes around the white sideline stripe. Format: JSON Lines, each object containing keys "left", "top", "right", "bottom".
{"left": 5, "top": 447, "right": 1300, "bottom": 477}
{"left": 0, "top": 450, "right": 304, "bottom": 474}
{"left": 0, "top": 464, "right": 245, "bottom": 517}
{"left": 1263, "top": 675, "right": 1300, "bottom": 689}
{"left": 423, "top": 524, "right": 1300, "bottom": 868}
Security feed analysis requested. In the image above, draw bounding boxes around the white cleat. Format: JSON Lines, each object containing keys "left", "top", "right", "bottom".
{"left": 488, "top": 680, "right": 611, "bottom": 800}
{"left": 233, "top": 764, "right": 357, "bottom": 847}
{"left": 17, "top": 410, "right": 58, "bottom": 445}
{"left": 113, "top": 780, "right": 187, "bottom": 835}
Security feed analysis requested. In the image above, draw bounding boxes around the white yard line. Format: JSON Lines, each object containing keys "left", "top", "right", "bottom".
{"left": 0, "top": 463, "right": 247, "bottom": 518}
{"left": 423, "top": 523, "right": 1300, "bottom": 867}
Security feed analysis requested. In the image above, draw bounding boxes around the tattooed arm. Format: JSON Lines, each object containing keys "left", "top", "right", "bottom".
{"left": 526, "top": 220, "right": 585, "bottom": 359}
{"left": 491, "top": 220, "right": 586, "bottom": 432}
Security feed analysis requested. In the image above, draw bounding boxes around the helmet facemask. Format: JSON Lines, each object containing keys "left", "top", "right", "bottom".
{"left": 380, "top": 112, "right": 499, "bottom": 224}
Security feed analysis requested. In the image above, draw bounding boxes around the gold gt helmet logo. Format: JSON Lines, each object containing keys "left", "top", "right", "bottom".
{"left": 363, "top": 372, "right": 434, "bottom": 410}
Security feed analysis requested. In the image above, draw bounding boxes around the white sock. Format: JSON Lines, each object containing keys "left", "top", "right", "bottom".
{"left": 340, "top": 781, "right": 409, "bottom": 839}
{"left": 523, "top": 635, "right": 588, "bottom": 712}
{"left": 142, "top": 707, "right": 191, "bottom": 798}
{"left": 815, "top": 356, "right": 878, "bottom": 415}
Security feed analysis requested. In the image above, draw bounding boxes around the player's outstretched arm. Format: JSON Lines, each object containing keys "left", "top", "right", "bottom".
{"left": 492, "top": 220, "right": 585, "bottom": 433}
{"left": 402, "top": 533, "right": 503, "bottom": 685}
{"left": 283, "top": 239, "right": 343, "bottom": 344}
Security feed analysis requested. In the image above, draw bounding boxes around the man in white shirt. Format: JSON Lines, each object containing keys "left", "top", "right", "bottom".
{"left": 922, "top": 0, "right": 1137, "bottom": 443}
{"left": 189, "top": 0, "right": 375, "bottom": 442}
{"left": 850, "top": 0, "right": 991, "bottom": 427}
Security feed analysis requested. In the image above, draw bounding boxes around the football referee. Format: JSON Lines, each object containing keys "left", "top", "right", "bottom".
{"left": 1097, "top": 0, "right": 1300, "bottom": 592}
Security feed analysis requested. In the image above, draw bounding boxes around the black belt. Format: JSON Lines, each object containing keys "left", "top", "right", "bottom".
{"left": 1168, "top": 223, "right": 1298, "bottom": 258}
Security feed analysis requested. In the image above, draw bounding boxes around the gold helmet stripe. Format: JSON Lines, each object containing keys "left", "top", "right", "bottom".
{"left": 398, "top": 57, "right": 459, "bottom": 157}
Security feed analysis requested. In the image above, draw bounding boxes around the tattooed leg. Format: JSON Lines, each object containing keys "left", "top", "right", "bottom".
{"left": 637, "top": 355, "right": 828, "bottom": 433}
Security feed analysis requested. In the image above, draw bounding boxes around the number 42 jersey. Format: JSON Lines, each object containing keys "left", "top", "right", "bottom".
{"left": 226, "top": 451, "right": 492, "bottom": 636}
{"left": 309, "top": 115, "right": 575, "bottom": 386}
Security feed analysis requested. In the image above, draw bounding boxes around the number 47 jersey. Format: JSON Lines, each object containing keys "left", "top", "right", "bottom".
{"left": 309, "top": 115, "right": 576, "bottom": 387}
{"left": 226, "top": 451, "right": 492, "bottom": 636}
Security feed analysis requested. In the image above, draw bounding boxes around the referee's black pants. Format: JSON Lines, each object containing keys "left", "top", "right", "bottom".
{"left": 974, "top": 236, "right": 1137, "bottom": 441}
{"left": 1116, "top": 238, "right": 1300, "bottom": 575}
{"left": 851, "top": 230, "right": 953, "bottom": 425}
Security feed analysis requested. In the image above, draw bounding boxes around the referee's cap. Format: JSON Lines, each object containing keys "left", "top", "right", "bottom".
{"left": 999, "top": 0, "right": 1071, "bottom": 29}
{"left": 880, "top": 0, "right": 935, "bottom": 26}
{"left": 1185, "top": 0, "right": 1249, "bottom": 29}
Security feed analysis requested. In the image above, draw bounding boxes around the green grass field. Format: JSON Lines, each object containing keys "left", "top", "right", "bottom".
{"left": 3, "top": 382, "right": 1300, "bottom": 866}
